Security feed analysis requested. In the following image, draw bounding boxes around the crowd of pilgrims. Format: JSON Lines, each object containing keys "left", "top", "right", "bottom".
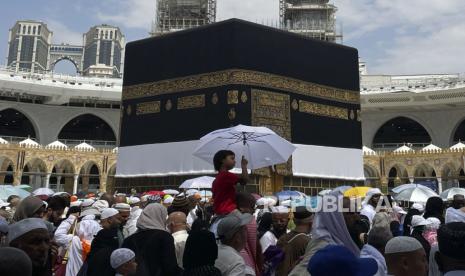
{"left": 0, "top": 150, "right": 464, "bottom": 276}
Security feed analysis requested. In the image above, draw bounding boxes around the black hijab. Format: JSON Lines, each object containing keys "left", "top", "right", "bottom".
{"left": 183, "top": 230, "right": 218, "bottom": 269}
{"left": 423, "top": 196, "right": 445, "bottom": 224}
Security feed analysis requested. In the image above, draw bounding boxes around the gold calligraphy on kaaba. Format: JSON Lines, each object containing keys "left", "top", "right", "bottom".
{"left": 136, "top": 101, "right": 160, "bottom": 115}
{"left": 251, "top": 89, "right": 292, "bottom": 175}
{"left": 177, "top": 94, "right": 205, "bottom": 110}
{"left": 299, "top": 100, "right": 348, "bottom": 120}
{"left": 122, "top": 69, "right": 360, "bottom": 104}
{"left": 227, "top": 90, "right": 239, "bottom": 104}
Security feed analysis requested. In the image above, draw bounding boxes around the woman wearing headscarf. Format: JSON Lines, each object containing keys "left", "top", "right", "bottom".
{"left": 67, "top": 218, "right": 101, "bottom": 276}
{"left": 122, "top": 203, "right": 181, "bottom": 276}
{"left": 182, "top": 230, "right": 221, "bottom": 276}
{"left": 288, "top": 196, "right": 364, "bottom": 276}
{"left": 423, "top": 196, "right": 445, "bottom": 224}
{"left": 403, "top": 207, "right": 421, "bottom": 236}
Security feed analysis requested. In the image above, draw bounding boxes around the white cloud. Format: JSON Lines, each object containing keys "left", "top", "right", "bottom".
{"left": 332, "top": 0, "right": 465, "bottom": 74}
{"left": 217, "top": 0, "right": 279, "bottom": 23}
{"left": 374, "top": 22, "right": 465, "bottom": 74}
{"left": 46, "top": 19, "right": 82, "bottom": 45}
{"left": 94, "top": 0, "right": 465, "bottom": 74}
{"left": 97, "top": 0, "right": 155, "bottom": 30}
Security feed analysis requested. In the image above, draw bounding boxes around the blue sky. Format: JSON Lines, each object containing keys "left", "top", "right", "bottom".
{"left": 2, "top": 0, "right": 464, "bottom": 75}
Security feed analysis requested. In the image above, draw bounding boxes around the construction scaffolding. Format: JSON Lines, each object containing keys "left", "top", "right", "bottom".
{"left": 279, "top": 0, "right": 342, "bottom": 43}
{"left": 152, "top": 0, "right": 216, "bottom": 36}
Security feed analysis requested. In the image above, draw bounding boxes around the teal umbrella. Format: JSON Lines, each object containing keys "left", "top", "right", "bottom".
{"left": 0, "top": 185, "right": 31, "bottom": 201}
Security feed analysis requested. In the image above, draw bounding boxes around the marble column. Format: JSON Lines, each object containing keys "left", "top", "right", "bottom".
{"left": 45, "top": 173, "right": 51, "bottom": 188}
{"left": 437, "top": 177, "right": 443, "bottom": 194}
{"left": 73, "top": 174, "right": 79, "bottom": 195}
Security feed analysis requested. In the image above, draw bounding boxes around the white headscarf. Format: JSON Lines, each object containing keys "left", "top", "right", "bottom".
{"left": 136, "top": 203, "right": 168, "bottom": 231}
{"left": 78, "top": 219, "right": 102, "bottom": 241}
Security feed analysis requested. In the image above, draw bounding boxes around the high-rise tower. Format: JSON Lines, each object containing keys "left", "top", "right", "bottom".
{"left": 82, "top": 24, "right": 125, "bottom": 77}
{"left": 279, "top": 0, "right": 342, "bottom": 42}
{"left": 152, "top": 0, "right": 216, "bottom": 36}
{"left": 7, "top": 20, "right": 52, "bottom": 73}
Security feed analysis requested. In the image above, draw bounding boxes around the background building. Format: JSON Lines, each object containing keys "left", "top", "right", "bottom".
{"left": 2, "top": 2, "right": 465, "bottom": 194}
{"left": 7, "top": 20, "right": 52, "bottom": 73}
{"left": 6, "top": 21, "right": 125, "bottom": 77}
{"left": 279, "top": 0, "right": 342, "bottom": 42}
{"left": 82, "top": 24, "right": 125, "bottom": 77}
{"left": 152, "top": 0, "right": 217, "bottom": 36}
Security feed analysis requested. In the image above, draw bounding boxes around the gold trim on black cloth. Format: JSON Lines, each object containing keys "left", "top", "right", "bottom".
{"left": 177, "top": 94, "right": 205, "bottom": 110}
{"left": 251, "top": 89, "right": 292, "bottom": 175}
{"left": 122, "top": 69, "right": 360, "bottom": 104}
{"left": 227, "top": 90, "right": 239, "bottom": 104}
{"left": 136, "top": 101, "right": 161, "bottom": 115}
{"left": 299, "top": 100, "right": 348, "bottom": 120}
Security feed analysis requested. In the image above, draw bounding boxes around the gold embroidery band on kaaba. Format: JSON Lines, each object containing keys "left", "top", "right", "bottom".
{"left": 177, "top": 94, "right": 205, "bottom": 110}
{"left": 299, "top": 100, "right": 348, "bottom": 120}
{"left": 122, "top": 69, "right": 360, "bottom": 104}
{"left": 136, "top": 101, "right": 160, "bottom": 115}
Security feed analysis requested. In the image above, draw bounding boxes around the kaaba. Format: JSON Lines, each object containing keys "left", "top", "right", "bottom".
{"left": 115, "top": 19, "right": 364, "bottom": 194}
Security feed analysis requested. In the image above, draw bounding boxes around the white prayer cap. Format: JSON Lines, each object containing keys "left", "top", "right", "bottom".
{"left": 385, "top": 236, "right": 423, "bottom": 254}
{"left": 129, "top": 196, "right": 140, "bottom": 204}
{"left": 411, "top": 215, "right": 431, "bottom": 228}
{"left": 265, "top": 197, "right": 277, "bottom": 207}
{"left": 411, "top": 203, "right": 424, "bottom": 213}
{"left": 7, "top": 218, "right": 47, "bottom": 244}
{"left": 0, "top": 200, "right": 9, "bottom": 208}
{"left": 280, "top": 200, "right": 292, "bottom": 207}
{"left": 164, "top": 197, "right": 174, "bottom": 204}
{"left": 113, "top": 203, "right": 131, "bottom": 211}
{"left": 79, "top": 207, "right": 100, "bottom": 218}
{"left": 271, "top": 206, "right": 289, "bottom": 214}
{"left": 110, "top": 248, "right": 135, "bottom": 269}
{"left": 70, "top": 201, "right": 82, "bottom": 208}
{"left": 392, "top": 205, "right": 407, "bottom": 215}
{"left": 425, "top": 217, "right": 441, "bottom": 229}
{"left": 81, "top": 199, "right": 95, "bottom": 208}
{"left": 366, "top": 188, "right": 382, "bottom": 197}
{"left": 101, "top": 208, "right": 119, "bottom": 220}
{"left": 92, "top": 200, "right": 109, "bottom": 212}
{"left": 256, "top": 198, "right": 267, "bottom": 206}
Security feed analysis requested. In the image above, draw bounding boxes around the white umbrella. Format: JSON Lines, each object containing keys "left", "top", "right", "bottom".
{"left": 318, "top": 189, "right": 332, "bottom": 196}
{"left": 186, "top": 189, "right": 200, "bottom": 196}
{"left": 180, "top": 176, "right": 215, "bottom": 189}
{"left": 391, "top": 183, "right": 434, "bottom": 194}
{"left": 193, "top": 124, "right": 296, "bottom": 170}
{"left": 394, "top": 187, "right": 439, "bottom": 203}
{"left": 32, "top": 187, "right": 55, "bottom": 197}
{"left": 440, "top": 187, "right": 465, "bottom": 200}
{"left": 163, "top": 189, "right": 180, "bottom": 195}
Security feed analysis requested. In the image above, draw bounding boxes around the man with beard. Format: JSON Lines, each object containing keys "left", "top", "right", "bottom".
{"left": 8, "top": 218, "right": 53, "bottom": 276}
{"left": 276, "top": 206, "right": 313, "bottom": 276}
{"left": 360, "top": 188, "right": 382, "bottom": 224}
{"left": 114, "top": 203, "right": 131, "bottom": 240}
{"left": 44, "top": 196, "right": 67, "bottom": 227}
{"left": 289, "top": 196, "right": 367, "bottom": 276}
{"left": 260, "top": 206, "right": 289, "bottom": 253}
{"left": 86, "top": 208, "right": 122, "bottom": 276}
